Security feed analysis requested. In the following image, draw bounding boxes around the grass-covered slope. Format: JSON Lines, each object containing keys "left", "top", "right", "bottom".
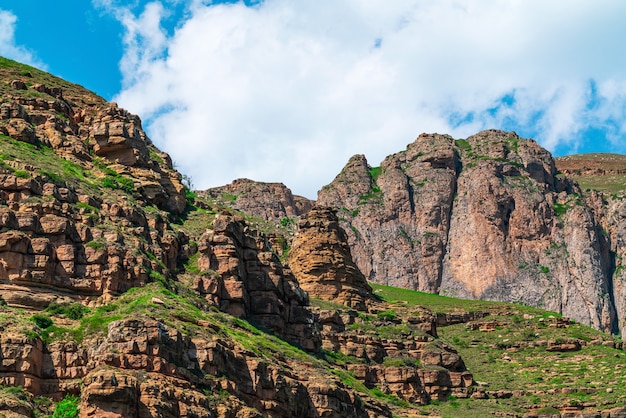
{"left": 556, "top": 153, "right": 626, "bottom": 194}
{"left": 372, "top": 284, "right": 625, "bottom": 417}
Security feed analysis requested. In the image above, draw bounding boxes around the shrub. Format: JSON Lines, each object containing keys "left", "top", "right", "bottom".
{"left": 455, "top": 139, "right": 471, "bottom": 151}
{"left": 52, "top": 394, "right": 79, "bottom": 418}
{"left": 85, "top": 240, "right": 105, "bottom": 251}
{"left": 280, "top": 217, "right": 294, "bottom": 227}
{"left": 553, "top": 202, "right": 568, "bottom": 216}
{"left": 376, "top": 310, "right": 397, "bottom": 321}
{"left": 31, "top": 314, "right": 53, "bottom": 329}
{"left": 46, "top": 302, "right": 89, "bottom": 320}
{"left": 100, "top": 176, "right": 117, "bottom": 189}
{"left": 117, "top": 177, "right": 135, "bottom": 193}
{"left": 185, "top": 189, "right": 197, "bottom": 201}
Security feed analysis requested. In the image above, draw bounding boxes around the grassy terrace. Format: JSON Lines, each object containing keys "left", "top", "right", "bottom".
{"left": 555, "top": 153, "right": 626, "bottom": 195}
{"left": 372, "top": 283, "right": 626, "bottom": 417}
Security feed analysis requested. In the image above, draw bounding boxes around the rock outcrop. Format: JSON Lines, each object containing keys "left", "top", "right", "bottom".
{"left": 192, "top": 213, "right": 321, "bottom": 351}
{"left": 201, "top": 178, "right": 313, "bottom": 223}
{"left": 315, "top": 306, "right": 474, "bottom": 404}
{"left": 318, "top": 130, "right": 617, "bottom": 333}
{"left": 0, "top": 61, "right": 187, "bottom": 307}
{"left": 2, "top": 58, "right": 466, "bottom": 417}
{"left": 289, "top": 207, "right": 375, "bottom": 310}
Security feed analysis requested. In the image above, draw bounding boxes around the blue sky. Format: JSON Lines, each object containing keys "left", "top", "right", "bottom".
{"left": 2, "top": 1, "right": 626, "bottom": 198}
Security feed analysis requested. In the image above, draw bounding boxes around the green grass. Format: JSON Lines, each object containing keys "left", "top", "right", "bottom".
{"left": 51, "top": 394, "right": 79, "bottom": 418}
{"left": 455, "top": 139, "right": 471, "bottom": 152}
{"left": 149, "top": 149, "right": 164, "bottom": 165}
{"left": 371, "top": 283, "right": 512, "bottom": 313}
{"left": 369, "top": 166, "right": 383, "bottom": 182}
{"left": 0, "top": 135, "right": 100, "bottom": 194}
{"left": 221, "top": 192, "right": 238, "bottom": 202}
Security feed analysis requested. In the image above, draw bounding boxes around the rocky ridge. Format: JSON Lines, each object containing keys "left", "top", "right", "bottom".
{"left": 288, "top": 206, "right": 375, "bottom": 311}
{"left": 318, "top": 130, "right": 623, "bottom": 335}
{"left": 201, "top": 178, "right": 313, "bottom": 223}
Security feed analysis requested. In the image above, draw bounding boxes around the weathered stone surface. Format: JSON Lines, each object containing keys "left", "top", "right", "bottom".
{"left": 202, "top": 178, "right": 313, "bottom": 223}
{"left": 289, "top": 207, "right": 375, "bottom": 310}
{"left": 318, "top": 134, "right": 458, "bottom": 293}
{"left": 315, "top": 306, "right": 472, "bottom": 405}
{"left": 193, "top": 214, "right": 321, "bottom": 352}
{"left": 318, "top": 130, "right": 617, "bottom": 332}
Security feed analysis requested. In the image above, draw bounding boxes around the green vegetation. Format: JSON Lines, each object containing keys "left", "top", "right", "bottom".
{"left": 371, "top": 283, "right": 509, "bottom": 313}
{"left": 31, "top": 313, "right": 53, "bottom": 329}
{"left": 185, "top": 188, "right": 197, "bottom": 201}
{"left": 149, "top": 149, "right": 164, "bottom": 165}
{"left": 556, "top": 154, "right": 626, "bottom": 194}
{"left": 0, "top": 135, "right": 101, "bottom": 195}
{"left": 221, "top": 192, "right": 238, "bottom": 202}
{"left": 369, "top": 166, "right": 382, "bottom": 181}
{"left": 455, "top": 139, "right": 471, "bottom": 152}
{"left": 13, "top": 169, "right": 29, "bottom": 178}
{"left": 358, "top": 189, "right": 382, "bottom": 204}
{"left": 76, "top": 201, "right": 99, "bottom": 214}
{"left": 100, "top": 174, "right": 135, "bottom": 193}
{"left": 52, "top": 394, "right": 79, "bottom": 418}
{"left": 46, "top": 302, "right": 89, "bottom": 320}
{"left": 372, "top": 283, "right": 625, "bottom": 416}
{"left": 85, "top": 239, "right": 106, "bottom": 251}
{"left": 280, "top": 217, "right": 295, "bottom": 227}
{"left": 376, "top": 309, "right": 397, "bottom": 321}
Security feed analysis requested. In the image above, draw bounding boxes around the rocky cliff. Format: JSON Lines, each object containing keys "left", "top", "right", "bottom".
{"left": 201, "top": 178, "right": 313, "bottom": 223}
{"left": 318, "top": 130, "right": 620, "bottom": 334}
{"left": 0, "top": 57, "right": 490, "bottom": 418}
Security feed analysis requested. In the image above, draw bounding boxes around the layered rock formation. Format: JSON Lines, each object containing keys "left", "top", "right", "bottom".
{"left": 318, "top": 130, "right": 618, "bottom": 333}
{"left": 289, "top": 207, "right": 375, "bottom": 310}
{"left": 201, "top": 178, "right": 313, "bottom": 223}
{"left": 191, "top": 213, "right": 320, "bottom": 351}
{"left": 0, "top": 71, "right": 186, "bottom": 309}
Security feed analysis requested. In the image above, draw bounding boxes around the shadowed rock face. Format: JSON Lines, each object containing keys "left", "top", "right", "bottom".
{"left": 318, "top": 130, "right": 618, "bottom": 333}
{"left": 288, "top": 206, "right": 375, "bottom": 310}
{"left": 193, "top": 214, "right": 322, "bottom": 352}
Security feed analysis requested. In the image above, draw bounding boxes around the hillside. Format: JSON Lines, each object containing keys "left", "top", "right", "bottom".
{"left": 1, "top": 56, "right": 626, "bottom": 418}
{"left": 555, "top": 153, "right": 626, "bottom": 195}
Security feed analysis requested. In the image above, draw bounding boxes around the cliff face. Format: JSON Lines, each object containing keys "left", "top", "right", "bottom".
{"left": 0, "top": 65, "right": 187, "bottom": 310}
{"left": 318, "top": 130, "right": 618, "bottom": 333}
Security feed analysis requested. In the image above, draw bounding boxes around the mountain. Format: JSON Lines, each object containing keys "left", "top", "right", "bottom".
{"left": 0, "top": 56, "right": 473, "bottom": 417}
{"left": 317, "top": 130, "right": 626, "bottom": 336}
{"left": 1, "top": 56, "right": 626, "bottom": 418}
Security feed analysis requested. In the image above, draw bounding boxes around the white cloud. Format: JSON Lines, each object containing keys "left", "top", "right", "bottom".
{"left": 106, "top": 0, "right": 626, "bottom": 198}
{"left": 0, "top": 10, "right": 46, "bottom": 69}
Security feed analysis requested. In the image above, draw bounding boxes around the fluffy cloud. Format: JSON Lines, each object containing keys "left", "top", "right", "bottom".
{"left": 107, "top": 0, "right": 626, "bottom": 198}
{"left": 0, "top": 10, "right": 46, "bottom": 69}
